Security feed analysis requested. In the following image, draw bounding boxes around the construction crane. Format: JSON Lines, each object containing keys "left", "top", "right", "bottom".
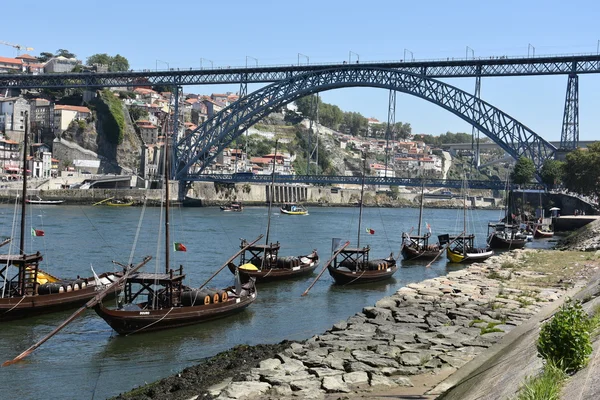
{"left": 0, "top": 40, "right": 34, "bottom": 56}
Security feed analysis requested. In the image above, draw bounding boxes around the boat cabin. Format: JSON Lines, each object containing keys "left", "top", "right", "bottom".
{"left": 0, "top": 252, "right": 44, "bottom": 297}
{"left": 239, "top": 240, "right": 280, "bottom": 270}
{"left": 439, "top": 234, "right": 477, "bottom": 255}
{"left": 120, "top": 267, "right": 185, "bottom": 310}
{"left": 334, "top": 246, "right": 370, "bottom": 271}
{"left": 402, "top": 233, "right": 434, "bottom": 251}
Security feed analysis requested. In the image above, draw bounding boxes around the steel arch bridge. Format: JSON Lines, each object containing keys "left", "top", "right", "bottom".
{"left": 174, "top": 66, "right": 556, "bottom": 180}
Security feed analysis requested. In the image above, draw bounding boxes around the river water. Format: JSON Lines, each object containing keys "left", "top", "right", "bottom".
{"left": 0, "top": 204, "right": 554, "bottom": 400}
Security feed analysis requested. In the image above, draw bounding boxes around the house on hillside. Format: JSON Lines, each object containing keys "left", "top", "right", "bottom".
{"left": 0, "top": 137, "right": 20, "bottom": 173}
{"left": 0, "top": 97, "right": 30, "bottom": 133}
{"left": 44, "top": 56, "right": 80, "bottom": 73}
{"left": 53, "top": 105, "right": 91, "bottom": 136}
{"left": 0, "top": 56, "right": 24, "bottom": 73}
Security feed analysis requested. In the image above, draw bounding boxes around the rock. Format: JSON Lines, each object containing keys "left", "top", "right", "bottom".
{"left": 399, "top": 352, "right": 423, "bottom": 367}
{"left": 269, "top": 383, "right": 293, "bottom": 397}
{"left": 222, "top": 381, "right": 271, "bottom": 399}
{"left": 345, "top": 361, "right": 379, "bottom": 373}
{"left": 375, "top": 298, "right": 398, "bottom": 309}
{"left": 322, "top": 375, "right": 352, "bottom": 393}
{"left": 375, "top": 344, "right": 402, "bottom": 358}
{"left": 352, "top": 350, "right": 400, "bottom": 368}
{"left": 343, "top": 371, "right": 369, "bottom": 384}
{"left": 308, "top": 367, "right": 344, "bottom": 378}
{"left": 290, "top": 379, "right": 322, "bottom": 391}
{"left": 370, "top": 374, "right": 397, "bottom": 388}
{"left": 393, "top": 376, "right": 414, "bottom": 387}
{"left": 259, "top": 358, "right": 281, "bottom": 370}
{"left": 291, "top": 388, "right": 325, "bottom": 399}
{"left": 331, "top": 320, "right": 348, "bottom": 331}
{"left": 363, "top": 306, "right": 393, "bottom": 321}
{"left": 207, "top": 377, "right": 232, "bottom": 397}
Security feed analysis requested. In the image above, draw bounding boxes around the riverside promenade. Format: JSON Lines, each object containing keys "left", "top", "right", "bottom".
{"left": 204, "top": 248, "right": 599, "bottom": 400}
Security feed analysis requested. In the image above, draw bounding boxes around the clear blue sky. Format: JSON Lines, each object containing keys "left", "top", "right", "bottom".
{"left": 2, "top": 0, "right": 600, "bottom": 141}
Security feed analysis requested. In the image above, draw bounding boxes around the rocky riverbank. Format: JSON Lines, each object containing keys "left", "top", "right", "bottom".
{"left": 114, "top": 247, "right": 599, "bottom": 400}
{"left": 558, "top": 218, "right": 600, "bottom": 251}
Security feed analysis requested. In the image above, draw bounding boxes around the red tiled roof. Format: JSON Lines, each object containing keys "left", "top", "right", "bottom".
{"left": 0, "top": 57, "right": 23, "bottom": 65}
{"left": 55, "top": 105, "right": 91, "bottom": 113}
{"left": 16, "top": 54, "right": 37, "bottom": 60}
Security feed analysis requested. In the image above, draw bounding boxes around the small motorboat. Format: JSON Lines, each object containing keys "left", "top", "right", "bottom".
{"left": 220, "top": 202, "right": 243, "bottom": 212}
{"left": 280, "top": 203, "right": 308, "bottom": 215}
{"left": 25, "top": 196, "right": 64, "bottom": 205}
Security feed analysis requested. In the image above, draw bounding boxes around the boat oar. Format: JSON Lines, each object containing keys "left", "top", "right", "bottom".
{"left": 302, "top": 241, "right": 350, "bottom": 297}
{"left": 197, "top": 234, "right": 264, "bottom": 290}
{"left": 2, "top": 255, "right": 152, "bottom": 367}
{"left": 92, "top": 197, "right": 114, "bottom": 206}
{"left": 425, "top": 231, "right": 465, "bottom": 268}
{"left": 0, "top": 238, "right": 11, "bottom": 248}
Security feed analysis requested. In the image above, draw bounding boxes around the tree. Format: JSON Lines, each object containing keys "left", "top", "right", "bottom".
{"left": 540, "top": 159, "right": 565, "bottom": 189}
{"left": 563, "top": 143, "right": 600, "bottom": 203}
{"left": 56, "top": 49, "right": 76, "bottom": 58}
{"left": 86, "top": 53, "right": 130, "bottom": 72}
{"left": 38, "top": 52, "right": 54, "bottom": 63}
{"left": 510, "top": 156, "right": 535, "bottom": 185}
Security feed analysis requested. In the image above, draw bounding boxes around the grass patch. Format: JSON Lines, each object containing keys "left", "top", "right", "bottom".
{"left": 516, "top": 361, "right": 567, "bottom": 400}
{"left": 469, "top": 319, "right": 486, "bottom": 327}
{"left": 501, "top": 261, "right": 518, "bottom": 269}
{"left": 480, "top": 321, "right": 504, "bottom": 335}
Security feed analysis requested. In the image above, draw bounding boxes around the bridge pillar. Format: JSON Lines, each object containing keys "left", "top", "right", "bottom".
{"left": 385, "top": 89, "right": 396, "bottom": 175}
{"left": 560, "top": 73, "right": 579, "bottom": 151}
{"left": 472, "top": 74, "right": 481, "bottom": 168}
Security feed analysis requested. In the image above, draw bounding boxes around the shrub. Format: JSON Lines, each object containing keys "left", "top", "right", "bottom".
{"left": 537, "top": 300, "right": 593, "bottom": 373}
{"left": 517, "top": 361, "right": 567, "bottom": 400}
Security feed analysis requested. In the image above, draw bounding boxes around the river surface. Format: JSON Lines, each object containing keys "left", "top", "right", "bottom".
{"left": 0, "top": 204, "right": 554, "bottom": 400}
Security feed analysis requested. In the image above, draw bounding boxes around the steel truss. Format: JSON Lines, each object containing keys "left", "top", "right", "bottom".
{"left": 195, "top": 174, "right": 536, "bottom": 190}
{"left": 2, "top": 55, "right": 600, "bottom": 89}
{"left": 560, "top": 73, "right": 579, "bottom": 150}
{"left": 174, "top": 66, "right": 556, "bottom": 180}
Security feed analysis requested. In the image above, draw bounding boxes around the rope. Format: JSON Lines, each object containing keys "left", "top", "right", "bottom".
{"left": 2, "top": 295, "right": 27, "bottom": 315}
{"left": 344, "top": 269, "right": 367, "bottom": 286}
{"left": 126, "top": 307, "right": 174, "bottom": 336}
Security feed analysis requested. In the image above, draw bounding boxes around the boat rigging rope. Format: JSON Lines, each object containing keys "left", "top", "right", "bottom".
{"left": 79, "top": 206, "right": 120, "bottom": 260}
{"left": 344, "top": 269, "right": 367, "bottom": 285}
{"left": 126, "top": 307, "right": 174, "bottom": 336}
{"left": 2, "top": 295, "right": 27, "bottom": 315}
{"left": 127, "top": 196, "right": 148, "bottom": 266}
{"left": 2, "top": 196, "right": 20, "bottom": 298}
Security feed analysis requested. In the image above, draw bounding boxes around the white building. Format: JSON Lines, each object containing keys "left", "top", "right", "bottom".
{"left": 44, "top": 56, "right": 80, "bottom": 73}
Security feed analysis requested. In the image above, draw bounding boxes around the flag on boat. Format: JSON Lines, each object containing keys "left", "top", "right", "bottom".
{"left": 426, "top": 222, "right": 431, "bottom": 233}
{"left": 31, "top": 228, "right": 44, "bottom": 237}
{"left": 365, "top": 228, "right": 375, "bottom": 235}
{"left": 173, "top": 242, "right": 187, "bottom": 252}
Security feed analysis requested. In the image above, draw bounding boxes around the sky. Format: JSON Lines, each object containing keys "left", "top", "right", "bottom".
{"left": 2, "top": 0, "right": 600, "bottom": 142}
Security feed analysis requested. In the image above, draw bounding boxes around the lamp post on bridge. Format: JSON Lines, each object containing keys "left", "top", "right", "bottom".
{"left": 349, "top": 51, "right": 359, "bottom": 64}
{"left": 528, "top": 44, "right": 535, "bottom": 58}
{"left": 466, "top": 46, "right": 474, "bottom": 60}
{"left": 156, "top": 59, "right": 169, "bottom": 71}
{"left": 597, "top": 40, "right": 599, "bottom": 55}
{"left": 200, "top": 58, "right": 213, "bottom": 69}
{"left": 297, "top": 53, "right": 309, "bottom": 65}
{"left": 403, "top": 49, "right": 414, "bottom": 62}
{"left": 246, "top": 56, "right": 258, "bottom": 68}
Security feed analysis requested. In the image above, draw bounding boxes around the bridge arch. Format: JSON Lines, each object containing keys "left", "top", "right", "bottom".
{"left": 175, "top": 66, "right": 556, "bottom": 179}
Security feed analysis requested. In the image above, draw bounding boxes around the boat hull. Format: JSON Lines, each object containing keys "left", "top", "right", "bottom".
{"left": 327, "top": 264, "right": 398, "bottom": 285}
{"left": 229, "top": 253, "right": 319, "bottom": 283}
{"left": 280, "top": 209, "right": 308, "bottom": 215}
{"left": 446, "top": 247, "right": 494, "bottom": 263}
{"left": 25, "top": 200, "right": 64, "bottom": 205}
{"left": 94, "top": 291, "right": 256, "bottom": 335}
{"left": 534, "top": 229, "right": 554, "bottom": 238}
{"left": 401, "top": 245, "right": 441, "bottom": 261}
{"left": 488, "top": 233, "right": 527, "bottom": 250}
{"left": 0, "top": 273, "right": 121, "bottom": 321}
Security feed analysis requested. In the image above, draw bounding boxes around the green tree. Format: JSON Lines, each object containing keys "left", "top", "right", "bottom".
{"left": 563, "top": 142, "right": 600, "bottom": 203}
{"left": 86, "top": 53, "right": 130, "bottom": 72}
{"left": 510, "top": 157, "right": 535, "bottom": 185}
{"left": 540, "top": 159, "right": 565, "bottom": 189}
{"left": 38, "top": 52, "right": 54, "bottom": 63}
{"left": 56, "top": 49, "right": 76, "bottom": 58}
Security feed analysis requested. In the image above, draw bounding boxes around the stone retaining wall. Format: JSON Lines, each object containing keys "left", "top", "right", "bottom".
{"left": 211, "top": 250, "right": 565, "bottom": 400}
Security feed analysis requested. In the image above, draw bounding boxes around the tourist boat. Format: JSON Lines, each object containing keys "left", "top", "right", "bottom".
{"left": 228, "top": 141, "right": 319, "bottom": 282}
{"left": 280, "top": 203, "right": 308, "bottom": 215}
{"left": 25, "top": 195, "right": 64, "bottom": 205}
{"left": 94, "top": 138, "right": 258, "bottom": 335}
{"left": 401, "top": 181, "right": 441, "bottom": 261}
{"left": 220, "top": 202, "right": 243, "bottom": 212}
{"left": 534, "top": 226, "right": 554, "bottom": 238}
{"left": 443, "top": 178, "right": 493, "bottom": 263}
{"left": 487, "top": 223, "right": 527, "bottom": 250}
{"left": 327, "top": 155, "right": 397, "bottom": 284}
{"left": 0, "top": 112, "right": 124, "bottom": 322}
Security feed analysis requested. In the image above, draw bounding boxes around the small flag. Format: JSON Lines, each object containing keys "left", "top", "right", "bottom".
{"left": 426, "top": 222, "right": 431, "bottom": 233}
{"left": 365, "top": 228, "right": 375, "bottom": 235}
{"left": 31, "top": 228, "right": 44, "bottom": 237}
{"left": 173, "top": 242, "right": 187, "bottom": 252}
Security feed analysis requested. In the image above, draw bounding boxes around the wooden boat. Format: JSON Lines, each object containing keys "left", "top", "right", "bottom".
{"left": 228, "top": 240, "right": 319, "bottom": 283}
{"left": 487, "top": 223, "right": 527, "bottom": 250}
{"left": 25, "top": 196, "right": 64, "bottom": 205}
{"left": 401, "top": 181, "right": 441, "bottom": 261}
{"left": 442, "top": 178, "right": 493, "bottom": 264}
{"left": 220, "top": 202, "right": 243, "bottom": 212}
{"left": 280, "top": 203, "right": 308, "bottom": 215}
{"left": 327, "top": 246, "right": 397, "bottom": 284}
{"left": 0, "top": 112, "right": 123, "bottom": 321}
{"left": 534, "top": 227, "right": 554, "bottom": 238}
{"left": 94, "top": 137, "right": 257, "bottom": 335}
{"left": 228, "top": 141, "right": 319, "bottom": 282}
{"left": 326, "top": 155, "right": 397, "bottom": 284}
{"left": 106, "top": 199, "right": 134, "bottom": 207}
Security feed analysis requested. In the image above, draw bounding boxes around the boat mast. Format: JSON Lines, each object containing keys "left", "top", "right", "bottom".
{"left": 463, "top": 177, "right": 467, "bottom": 255}
{"left": 417, "top": 179, "right": 424, "bottom": 237}
{"left": 264, "top": 140, "right": 278, "bottom": 247}
{"left": 357, "top": 154, "right": 366, "bottom": 249}
{"left": 19, "top": 111, "right": 29, "bottom": 255}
